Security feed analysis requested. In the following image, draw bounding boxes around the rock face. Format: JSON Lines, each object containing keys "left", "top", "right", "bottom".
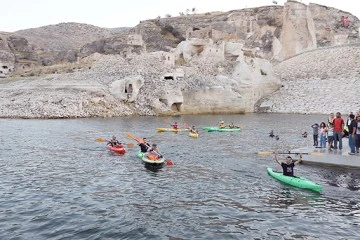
{"left": 136, "top": 1, "right": 359, "bottom": 62}
{"left": 257, "top": 43, "right": 360, "bottom": 114}
{"left": 0, "top": 1, "right": 359, "bottom": 118}
{"left": 0, "top": 47, "right": 280, "bottom": 118}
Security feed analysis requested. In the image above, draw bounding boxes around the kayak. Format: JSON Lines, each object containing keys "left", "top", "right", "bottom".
{"left": 189, "top": 132, "right": 199, "bottom": 138}
{"left": 108, "top": 145, "right": 126, "bottom": 154}
{"left": 267, "top": 168, "right": 322, "bottom": 192}
{"left": 207, "top": 127, "right": 241, "bottom": 132}
{"left": 137, "top": 151, "right": 165, "bottom": 165}
{"left": 156, "top": 128, "right": 190, "bottom": 132}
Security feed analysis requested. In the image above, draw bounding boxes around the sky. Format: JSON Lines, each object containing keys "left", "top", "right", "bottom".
{"left": 1, "top": 0, "right": 359, "bottom": 32}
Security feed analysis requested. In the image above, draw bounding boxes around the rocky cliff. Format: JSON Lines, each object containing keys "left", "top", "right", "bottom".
{"left": 135, "top": 1, "right": 359, "bottom": 61}
{"left": 257, "top": 43, "right": 360, "bottom": 114}
{"left": 0, "top": 0, "right": 359, "bottom": 118}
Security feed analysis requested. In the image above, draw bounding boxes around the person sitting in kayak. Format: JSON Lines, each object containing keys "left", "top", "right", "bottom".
{"left": 145, "top": 144, "right": 163, "bottom": 160}
{"left": 229, "top": 122, "right": 235, "bottom": 128}
{"left": 274, "top": 153, "right": 302, "bottom": 176}
{"left": 219, "top": 121, "right": 226, "bottom": 129}
{"left": 171, "top": 122, "right": 179, "bottom": 130}
{"left": 190, "top": 126, "right": 198, "bottom": 134}
{"left": 107, "top": 135, "right": 121, "bottom": 147}
{"left": 139, "top": 138, "right": 151, "bottom": 153}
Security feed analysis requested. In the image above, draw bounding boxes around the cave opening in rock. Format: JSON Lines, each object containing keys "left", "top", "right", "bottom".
{"left": 159, "top": 98, "right": 168, "bottom": 105}
{"left": 171, "top": 102, "right": 182, "bottom": 112}
{"left": 125, "top": 84, "right": 133, "bottom": 94}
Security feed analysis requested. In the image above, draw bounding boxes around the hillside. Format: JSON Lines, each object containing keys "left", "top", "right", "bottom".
{"left": 258, "top": 43, "right": 360, "bottom": 114}
{"left": 13, "top": 22, "right": 129, "bottom": 51}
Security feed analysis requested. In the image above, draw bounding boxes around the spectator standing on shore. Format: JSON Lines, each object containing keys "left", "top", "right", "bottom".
{"left": 347, "top": 114, "right": 357, "bottom": 155}
{"left": 333, "top": 112, "right": 345, "bottom": 150}
{"left": 319, "top": 122, "right": 327, "bottom": 148}
{"left": 327, "top": 122, "right": 335, "bottom": 151}
{"left": 311, "top": 123, "right": 319, "bottom": 146}
{"left": 355, "top": 115, "right": 360, "bottom": 154}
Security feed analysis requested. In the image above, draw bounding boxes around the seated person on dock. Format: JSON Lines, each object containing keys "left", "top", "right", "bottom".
{"left": 108, "top": 136, "right": 121, "bottom": 147}
{"left": 139, "top": 138, "right": 151, "bottom": 153}
{"left": 274, "top": 153, "right": 302, "bottom": 176}
{"left": 219, "top": 121, "right": 226, "bottom": 129}
{"left": 190, "top": 126, "right": 198, "bottom": 134}
{"left": 145, "top": 144, "right": 162, "bottom": 160}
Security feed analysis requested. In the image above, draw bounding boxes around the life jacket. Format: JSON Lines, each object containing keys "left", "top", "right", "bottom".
{"left": 147, "top": 155, "right": 158, "bottom": 160}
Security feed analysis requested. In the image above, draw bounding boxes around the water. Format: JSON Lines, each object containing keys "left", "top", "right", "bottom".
{"left": 0, "top": 114, "right": 359, "bottom": 239}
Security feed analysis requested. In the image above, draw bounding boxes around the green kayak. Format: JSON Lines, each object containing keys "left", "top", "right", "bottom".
{"left": 206, "top": 127, "right": 241, "bottom": 132}
{"left": 267, "top": 168, "right": 322, "bottom": 192}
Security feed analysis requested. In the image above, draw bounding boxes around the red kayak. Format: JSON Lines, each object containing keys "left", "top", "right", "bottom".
{"left": 108, "top": 145, "right": 126, "bottom": 154}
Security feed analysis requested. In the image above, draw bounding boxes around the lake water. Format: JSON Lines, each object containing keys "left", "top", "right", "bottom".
{"left": 0, "top": 114, "right": 359, "bottom": 239}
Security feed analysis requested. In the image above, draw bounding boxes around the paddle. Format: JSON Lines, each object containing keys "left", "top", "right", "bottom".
{"left": 184, "top": 122, "right": 190, "bottom": 128}
{"left": 96, "top": 138, "right": 134, "bottom": 147}
{"left": 125, "top": 132, "right": 173, "bottom": 166}
{"left": 257, "top": 151, "right": 324, "bottom": 156}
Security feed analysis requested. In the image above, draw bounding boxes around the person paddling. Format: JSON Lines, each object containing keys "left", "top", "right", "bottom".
{"left": 219, "top": 121, "right": 226, "bottom": 129}
{"left": 107, "top": 135, "right": 121, "bottom": 147}
{"left": 171, "top": 122, "right": 179, "bottom": 130}
{"left": 190, "top": 126, "right": 198, "bottom": 134}
{"left": 274, "top": 153, "right": 302, "bottom": 176}
{"left": 139, "top": 137, "right": 151, "bottom": 153}
{"left": 145, "top": 143, "right": 163, "bottom": 160}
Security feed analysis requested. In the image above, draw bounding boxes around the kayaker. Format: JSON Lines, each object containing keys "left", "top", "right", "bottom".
{"left": 229, "top": 122, "right": 235, "bottom": 128}
{"left": 107, "top": 135, "right": 121, "bottom": 147}
{"left": 274, "top": 153, "right": 302, "bottom": 176}
{"left": 139, "top": 138, "right": 151, "bottom": 153}
{"left": 219, "top": 121, "right": 226, "bottom": 129}
{"left": 190, "top": 126, "right": 198, "bottom": 134}
{"left": 146, "top": 144, "right": 163, "bottom": 159}
{"left": 171, "top": 122, "right": 179, "bottom": 130}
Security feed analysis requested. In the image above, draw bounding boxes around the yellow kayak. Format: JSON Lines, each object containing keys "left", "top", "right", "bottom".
{"left": 156, "top": 128, "right": 190, "bottom": 132}
{"left": 189, "top": 132, "right": 199, "bottom": 138}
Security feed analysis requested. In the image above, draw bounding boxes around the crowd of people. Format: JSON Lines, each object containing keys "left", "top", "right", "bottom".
{"left": 311, "top": 112, "right": 360, "bottom": 155}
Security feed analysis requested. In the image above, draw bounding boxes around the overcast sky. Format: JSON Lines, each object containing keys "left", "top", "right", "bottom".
{"left": 1, "top": 0, "right": 359, "bottom": 32}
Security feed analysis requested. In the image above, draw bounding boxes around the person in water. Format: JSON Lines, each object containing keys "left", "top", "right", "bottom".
{"left": 139, "top": 137, "right": 151, "bottom": 153}
{"left": 190, "top": 126, "right": 198, "bottom": 134}
{"left": 107, "top": 135, "right": 121, "bottom": 147}
{"left": 145, "top": 143, "right": 163, "bottom": 159}
{"left": 269, "top": 130, "right": 275, "bottom": 137}
{"left": 171, "top": 122, "right": 179, "bottom": 130}
{"left": 275, "top": 153, "right": 302, "bottom": 176}
{"left": 219, "top": 121, "right": 226, "bottom": 129}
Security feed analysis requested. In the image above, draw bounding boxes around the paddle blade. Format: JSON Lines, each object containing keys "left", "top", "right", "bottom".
{"left": 257, "top": 151, "right": 274, "bottom": 155}
{"left": 308, "top": 152, "right": 324, "bottom": 156}
{"left": 184, "top": 122, "right": 189, "bottom": 128}
{"left": 165, "top": 160, "right": 173, "bottom": 166}
{"left": 237, "top": 124, "right": 243, "bottom": 129}
{"left": 163, "top": 119, "right": 169, "bottom": 124}
{"left": 126, "top": 132, "right": 135, "bottom": 140}
{"left": 96, "top": 138, "right": 107, "bottom": 142}
{"left": 126, "top": 143, "right": 135, "bottom": 147}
